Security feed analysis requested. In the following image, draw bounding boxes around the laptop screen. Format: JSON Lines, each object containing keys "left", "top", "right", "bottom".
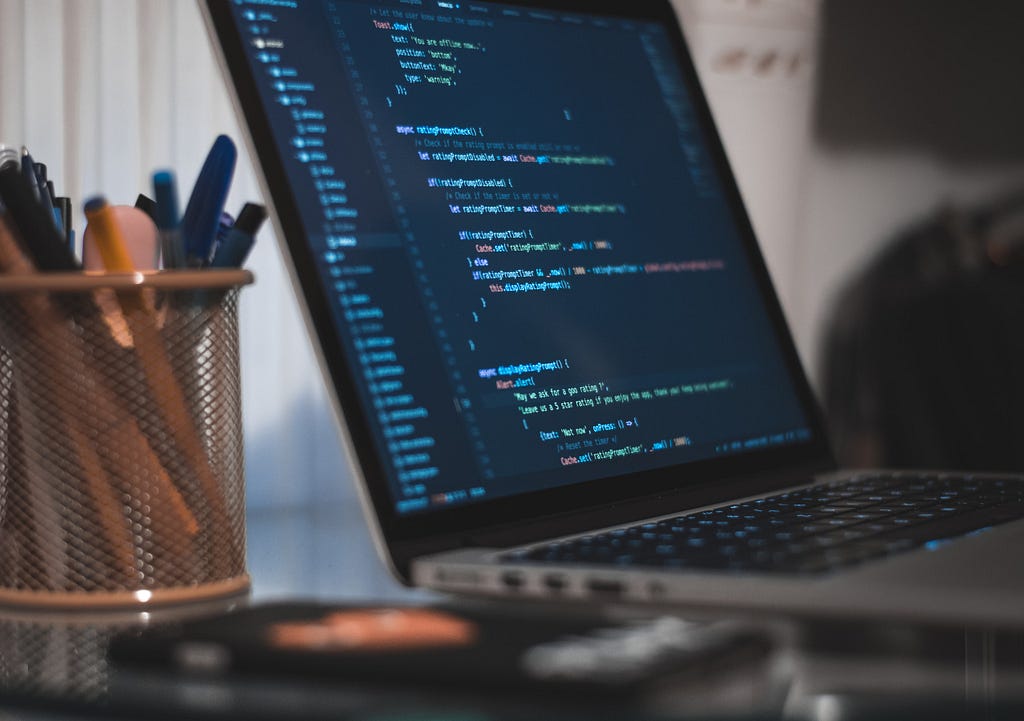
{"left": 208, "top": 0, "right": 823, "bottom": 528}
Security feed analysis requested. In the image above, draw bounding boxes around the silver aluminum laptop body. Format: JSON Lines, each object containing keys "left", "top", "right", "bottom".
{"left": 413, "top": 473, "right": 1024, "bottom": 627}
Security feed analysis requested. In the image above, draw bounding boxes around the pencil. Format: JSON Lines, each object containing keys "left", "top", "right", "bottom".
{"left": 0, "top": 215, "right": 135, "bottom": 584}
{"left": 0, "top": 213, "right": 202, "bottom": 587}
{"left": 81, "top": 196, "right": 239, "bottom": 576}
{"left": 83, "top": 197, "right": 134, "bottom": 272}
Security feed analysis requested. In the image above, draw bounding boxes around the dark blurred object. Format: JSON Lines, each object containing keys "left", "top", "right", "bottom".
{"left": 820, "top": 193, "right": 1024, "bottom": 471}
{"left": 816, "top": 0, "right": 1024, "bottom": 162}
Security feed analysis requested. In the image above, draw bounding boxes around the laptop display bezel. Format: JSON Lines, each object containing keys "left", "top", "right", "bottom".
{"left": 204, "top": 0, "right": 834, "bottom": 565}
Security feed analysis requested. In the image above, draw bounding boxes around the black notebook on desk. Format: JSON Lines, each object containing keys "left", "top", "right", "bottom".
{"left": 108, "top": 601, "right": 769, "bottom": 701}
{"left": 202, "top": 0, "right": 1024, "bottom": 626}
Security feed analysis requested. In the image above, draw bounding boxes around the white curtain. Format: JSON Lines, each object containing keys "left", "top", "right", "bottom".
{"left": 0, "top": 0, "right": 356, "bottom": 512}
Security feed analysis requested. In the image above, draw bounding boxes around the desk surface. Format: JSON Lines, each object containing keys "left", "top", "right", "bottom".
{"left": 2, "top": 505, "right": 1024, "bottom": 720}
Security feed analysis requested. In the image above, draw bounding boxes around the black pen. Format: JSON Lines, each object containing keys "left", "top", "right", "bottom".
{"left": 21, "top": 148, "right": 59, "bottom": 233}
{"left": 210, "top": 203, "right": 266, "bottom": 268}
{"left": 0, "top": 166, "right": 79, "bottom": 271}
{"left": 135, "top": 193, "right": 159, "bottom": 224}
{"left": 35, "top": 162, "right": 57, "bottom": 205}
{"left": 56, "top": 197, "right": 73, "bottom": 252}
{"left": 20, "top": 148, "right": 40, "bottom": 202}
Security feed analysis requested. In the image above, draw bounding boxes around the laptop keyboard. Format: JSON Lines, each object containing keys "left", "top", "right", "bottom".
{"left": 501, "top": 473, "right": 1024, "bottom": 575}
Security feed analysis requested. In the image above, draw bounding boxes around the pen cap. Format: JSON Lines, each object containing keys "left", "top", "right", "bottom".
{"left": 209, "top": 203, "right": 267, "bottom": 269}
{"left": 234, "top": 202, "right": 268, "bottom": 236}
{"left": 182, "top": 135, "right": 237, "bottom": 265}
{"left": 153, "top": 171, "right": 186, "bottom": 270}
{"left": 135, "top": 193, "right": 158, "bottom": 223}
{"left": 152, "top": 171, "right": 181, "bottom": 229}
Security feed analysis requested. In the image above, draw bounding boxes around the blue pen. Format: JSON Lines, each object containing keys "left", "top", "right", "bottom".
{"left": 181, "top": 135, "right": 237, "bottom": 267}
{"left": 211, "top": 203, "right": 266, "bottom": 268}
{"left": 153, "top": 170, "right": 185, "bottom": 269}
{"left": 217, "top": 212, "right": 235, "bottom": 241}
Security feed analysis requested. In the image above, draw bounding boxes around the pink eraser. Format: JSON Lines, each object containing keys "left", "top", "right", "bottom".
{"left": 82, "top": 205, "right": 160, "bottom": 271}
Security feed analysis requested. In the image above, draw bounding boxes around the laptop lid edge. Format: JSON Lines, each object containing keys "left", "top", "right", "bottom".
{"left": 199, "top": 0, "right": 411, "bottom": 584}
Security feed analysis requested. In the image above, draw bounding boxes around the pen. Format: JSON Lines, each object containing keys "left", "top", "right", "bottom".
{"left": 35, "top": 162, "right": 57, "bottom": 204}
{"left": 82, "top": 205, "right": 160, "bottom": 272}
{"left": 217, "top": 211, "right": 235, "bottom": 241}
{"left": 0, "top": 216, "right": 138, "bottom": 582}
{"left": 182, "top": 135, "right": 237, "bottom": 267}
{"left": 0, "top": 212, "right": 40, "bottom": 276}
{"left": 0, "top": 221, "right": 80, "bottom": 588}
{"left": 4, "top": 197, "right": 212, "bottom": 553}
{"left": 211, "top": 203, "right": 266, "bottom": 268}
{"left": 34, "top": 162, "right": 50, "bottom": 197}
{"left": 135, "top": 193, "right": 158, "bottom": 223}
{"left": 56, "top": 197, "right": 73, "bottom": 252}
{"left": 211, "top": 211, "right": 235, "bottom": 255}
{"left": 20, "top": 148, "right": 40, "bottom": 203}
{"left": 83, "top": 196, "right": 135, "bottom": 272}
{"left": 0, "top": 165, "right": 79, "bottom": 270}
{"left": 152, "top": 170, "right": 186, "bottom": 269}
{"left": 20, "top": 148, "right": 60, "bottom": 234}
{"left": 83, "top": 194, "right": 237, "bottom": 568}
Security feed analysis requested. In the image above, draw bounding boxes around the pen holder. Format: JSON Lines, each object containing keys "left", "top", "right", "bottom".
{"left": 0, "top": 270, "right": 253, "bottom": 608}
{"left": 0, "top": 599, "right": 243, "bottom": 701}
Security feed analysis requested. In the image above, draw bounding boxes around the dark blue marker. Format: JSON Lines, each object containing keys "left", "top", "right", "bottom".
{"left": 181, "top": 135, "right": 237, "bottom": 267}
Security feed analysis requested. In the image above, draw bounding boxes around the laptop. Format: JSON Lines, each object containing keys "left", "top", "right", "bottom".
{"left": 202, "top": 0, "right": 1024, "bottom": 626}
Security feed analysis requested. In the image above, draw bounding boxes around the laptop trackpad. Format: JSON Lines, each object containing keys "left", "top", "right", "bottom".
{"left": 857, "top": 522, "right": 1024, "bottom": 591}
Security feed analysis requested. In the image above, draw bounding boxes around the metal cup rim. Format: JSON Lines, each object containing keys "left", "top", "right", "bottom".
{"left": 0, "top": 269, "right": 254, "bottom": 293}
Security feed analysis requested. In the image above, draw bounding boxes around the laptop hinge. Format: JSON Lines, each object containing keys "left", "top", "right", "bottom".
{"left": 387, "top": 461, "right": 831, "bottom": 580}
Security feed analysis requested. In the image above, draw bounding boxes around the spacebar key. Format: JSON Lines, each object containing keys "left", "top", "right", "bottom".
{"left": 871, "top": 502, "right": 1024, "bottom": 547}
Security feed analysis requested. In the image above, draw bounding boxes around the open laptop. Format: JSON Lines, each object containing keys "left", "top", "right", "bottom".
{"left": 202, "top": 0, "right": 1024, "bottom": 626}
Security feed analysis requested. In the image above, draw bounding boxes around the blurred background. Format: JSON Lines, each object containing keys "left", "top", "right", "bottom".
{"left": 1, "top": 0, "right": 1022, "bottom": 598}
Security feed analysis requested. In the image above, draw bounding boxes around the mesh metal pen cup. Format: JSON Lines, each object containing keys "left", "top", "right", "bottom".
{"left": 0, "top": 270, "right": 252, "bottom": 608}
{"left": 0, "top": 599, "right": 244, "bottom": 702}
